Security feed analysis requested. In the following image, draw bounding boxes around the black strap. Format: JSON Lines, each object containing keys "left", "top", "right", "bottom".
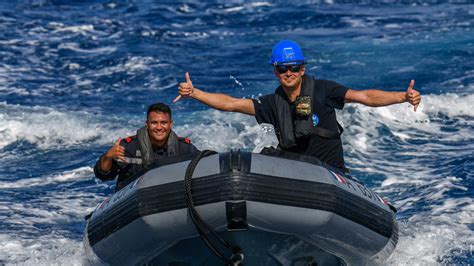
{"left": 308, "top": 121, "right": 344, "bottom": 139}
{"left": 184, "top": 150, "right": 244, "bottom": 266}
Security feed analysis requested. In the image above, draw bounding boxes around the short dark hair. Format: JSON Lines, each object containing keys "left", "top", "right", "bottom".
{"left": 147, "top": 102, "right": 172, "bottom": 120}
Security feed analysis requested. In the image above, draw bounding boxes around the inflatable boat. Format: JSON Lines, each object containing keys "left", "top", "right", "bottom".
{"left": 83, "top": 150, "right": 398, "bottom": 265}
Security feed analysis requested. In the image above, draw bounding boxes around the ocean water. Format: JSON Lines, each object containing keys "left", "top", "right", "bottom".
{"left": 0, "top": 1, "right": 473, "bottom": 265}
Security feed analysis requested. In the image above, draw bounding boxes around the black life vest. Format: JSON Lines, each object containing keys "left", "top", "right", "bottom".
{"left": 274, "top": 75, "right": 343, "bottom": 149}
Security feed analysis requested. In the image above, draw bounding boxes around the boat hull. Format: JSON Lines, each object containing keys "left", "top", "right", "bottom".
{"left": 84, "top": 151, "right": 398, "bottom": 265}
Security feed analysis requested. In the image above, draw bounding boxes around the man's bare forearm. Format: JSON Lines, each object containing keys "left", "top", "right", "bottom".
{"left": 191, "top": 88, "right": 237, "bottom": 111}
{"left": 176, "top": 72, "right": 256, "bottom": 115}
{"left": 191, "top": 88, "right": 255, "bottom": 115}
{"left": 362, "top": 90, "right": 406, "bottom": 107}
{"left": 346, "top": 80, "right": 421, "bottom": 110}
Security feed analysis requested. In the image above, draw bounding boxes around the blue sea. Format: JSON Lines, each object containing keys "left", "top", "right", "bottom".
{"left": 0, "top": 1, "right": 472, "bottom": 265}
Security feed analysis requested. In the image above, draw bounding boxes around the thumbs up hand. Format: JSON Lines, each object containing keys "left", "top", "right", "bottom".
{"left": 105, "top": 138, "right": 126, "bottom": 163}
{"left": 174, "top": 72, "right": 194, "bottom": 103}
{"left": 406, "top": 79, "right": 421, "bottom": 112}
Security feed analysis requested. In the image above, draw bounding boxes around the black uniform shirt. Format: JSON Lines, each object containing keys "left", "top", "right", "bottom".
{"left": 252, "top": 77, "right": 348, "bottom": 169}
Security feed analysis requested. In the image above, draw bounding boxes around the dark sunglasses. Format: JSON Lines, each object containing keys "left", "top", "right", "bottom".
{"left": 275, "top": 64, "right": 302, "bottom": 74}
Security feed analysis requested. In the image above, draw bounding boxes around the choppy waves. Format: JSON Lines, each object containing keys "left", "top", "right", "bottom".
{"left": 0, "top": 102, "right": 119, "bottom": 150}
{"left": 1, "top": 92, "right": 472, "bottom": 264}
{"left": 0, "top": 1, "right": 472, "bottom": 265}
{"left": 338, "top": 93, "right": 473, "bottom": 264}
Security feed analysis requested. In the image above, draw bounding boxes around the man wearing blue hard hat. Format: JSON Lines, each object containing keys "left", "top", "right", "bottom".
{"left": 175, "top": 40, "right": 421, "bottom": 170}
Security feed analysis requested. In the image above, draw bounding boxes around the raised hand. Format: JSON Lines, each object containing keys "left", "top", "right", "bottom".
{"left": 406, "top": 79, "right": 421, "bottom": 111}
{"left": 174, "top": 72, "right": 194, "bottom": 103}
{"left": 105, "top": 138, "right": 126, "bottom": 163}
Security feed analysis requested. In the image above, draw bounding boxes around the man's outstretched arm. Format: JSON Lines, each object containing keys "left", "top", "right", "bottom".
{"left": 174, "top": 72, "right": 256, "bottom": 116}
{"left": 345, "top": 80, "right": 421, "bottom": 111}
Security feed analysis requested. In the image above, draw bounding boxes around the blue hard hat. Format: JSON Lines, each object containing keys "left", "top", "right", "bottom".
{"left": 269, "top": 40, "right": 306, "bottom": 66}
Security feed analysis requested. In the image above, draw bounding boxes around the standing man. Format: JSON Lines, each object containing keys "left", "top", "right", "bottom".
{"left": 174, "top": 40, "right": 421, "bottom": 170}
{"left": 94, "top": 102, "right": 199, "bottom": 190}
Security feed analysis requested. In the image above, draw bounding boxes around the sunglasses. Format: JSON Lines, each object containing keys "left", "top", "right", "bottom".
{"left": 275, "top": 64, "right": 302, "bottom": 74}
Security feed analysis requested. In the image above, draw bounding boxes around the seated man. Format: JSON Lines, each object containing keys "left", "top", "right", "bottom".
{"left": 94, "top": 102, "right": 199, "bottom": 190}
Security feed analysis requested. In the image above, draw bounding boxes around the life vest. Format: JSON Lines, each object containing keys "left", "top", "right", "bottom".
{"left": 136, "top": 127, "right": 182, "bottom": 168}
{"left": 274, "top": 75, "right": 343, "bottom": 149}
